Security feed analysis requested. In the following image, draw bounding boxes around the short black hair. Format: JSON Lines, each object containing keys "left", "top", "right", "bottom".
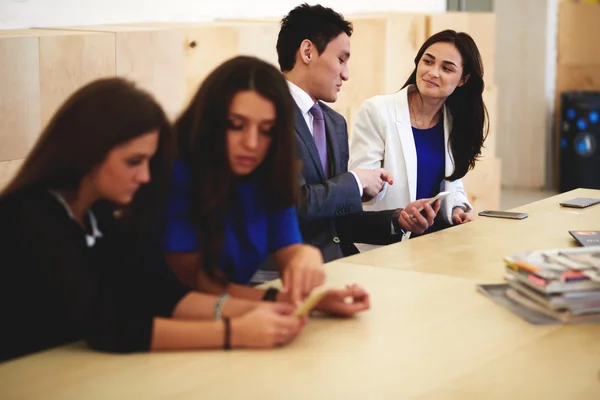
{"left": 276, "top": 3, "right": 353, "bottom": 72}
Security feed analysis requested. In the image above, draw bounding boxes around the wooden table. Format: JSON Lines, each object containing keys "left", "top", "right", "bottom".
{"left": 1, "top": 189, "right": 600, "bottom": 399}
{"left": 347, "top": 189, "right": 600, "bottom": 282}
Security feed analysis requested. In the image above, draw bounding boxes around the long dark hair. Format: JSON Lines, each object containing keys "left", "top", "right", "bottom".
{"left": 402, "top": 29, "right": 489, "bottom": 181}
{"left": 0, "top": 77, "right": 174, "bottom": 247}
{"left": 175, "top": 55, "right": 297, "bottom": 281}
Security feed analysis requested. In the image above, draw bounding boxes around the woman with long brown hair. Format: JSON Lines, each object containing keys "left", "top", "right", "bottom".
{"left": 165, "top": 55, "right": 370, "bottom": 316}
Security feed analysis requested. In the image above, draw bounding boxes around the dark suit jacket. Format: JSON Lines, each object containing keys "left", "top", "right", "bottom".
{"left": 295, "top": 102, "right": 398, "bottom": 262}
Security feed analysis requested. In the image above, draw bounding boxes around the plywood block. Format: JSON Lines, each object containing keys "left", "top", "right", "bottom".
{"left": 0, "top": 159, "right": 24, "bottom": 191}
{"left": 115, "top": 29, "right": 185, "bottom": 119}
{"left": 0, "top": 35, "right": 41, "bottom": 162}
{"left": 333, "top": 14, "right": 427, "bottom": 110}
{"left": 347, "top": 106, "right": 361, "bottom": 140}
{"left": 131, "top": 21, "right": 279, "bottom": 101}
{"left": 558, "top": 3, "right": 600, "bottom": 65}
{"left": 56, "top": 22, "right": 281, "bottom": 116}
{"left": 37, "top": 31, "right": 115, "bottom": 127}
{"left": 170, "top": 26, "right": 235, "bottom": 104}
{"left": 556, "top": 64, "right": 600, "bottom": 93}
{"left": 426, "top": 12, "right": 496, "bottom": 86}
{"left": 481, "top": 85, "right": 497, "bottom": 159}
{"left": 48, "top": 25, "right": 187, "bottom": 119}
{"left": 1, "top": 29, "right": 117, "bottom": 161}
{"left": 218, "top": 22, "right": 280, "bottom": 68}
{"left": 462, "top": 156, "right": 501, "bottom": 214}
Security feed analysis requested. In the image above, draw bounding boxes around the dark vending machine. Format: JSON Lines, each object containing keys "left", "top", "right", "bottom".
{"left": 559, "top": 91, "right": 600, "bottom": 192}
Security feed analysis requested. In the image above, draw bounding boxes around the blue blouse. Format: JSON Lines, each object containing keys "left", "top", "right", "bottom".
{"left": 413, "top": 119, "right": 446, "bottom": 234}
{"left": 413, "top": 119, "right": 446, "bottom": 200}
{"left": 163, "top": 159, "right": 303, "bottom": 284}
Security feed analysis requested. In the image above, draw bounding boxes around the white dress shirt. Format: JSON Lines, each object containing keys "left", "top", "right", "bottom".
{"left": 286, "top": 81, "right": 363, "bottom": 196}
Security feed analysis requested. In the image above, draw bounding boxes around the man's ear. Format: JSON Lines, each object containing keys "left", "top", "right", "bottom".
{"left": 458, "top": 74, "right": 470, "bottom": 87}
{"left": 299, "top": 39, "right": 315, "bottom": 64}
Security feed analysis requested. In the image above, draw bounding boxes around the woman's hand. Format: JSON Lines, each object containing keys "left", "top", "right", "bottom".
{"left": 277, "top": 244, "right": 326, "bottom": 304}
{"left": 314, "top": 284, "right": 371, "bottom": 317}
{"left": 398, "top": 199, "right": 440, "bottom": 234}
{"left": 231, "top": 303, "right": 306, "bottom": 348}
{"left": 452, "top": 207, "right": 472, "bottom": 224}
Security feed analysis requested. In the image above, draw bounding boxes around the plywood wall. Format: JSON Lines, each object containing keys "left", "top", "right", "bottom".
{"left": 0, "top": 29, "right": 114, "bottom": 164}
{"left": 0, "top": 13, "right": 499, "bottom": 212}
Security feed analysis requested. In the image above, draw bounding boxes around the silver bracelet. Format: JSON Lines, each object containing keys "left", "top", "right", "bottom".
{"left": 452, "top": 205, "right": 468, "bottom": 213}
{"left": 213, "top": 293, "right": 230, "bottom": 320}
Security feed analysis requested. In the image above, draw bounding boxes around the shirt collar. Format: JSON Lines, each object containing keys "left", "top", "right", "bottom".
{"left": 287, "top": 80, "right": 316, "bottom": 114}
{"left": 49, "top": 190, "right": 103, "bottom": 247}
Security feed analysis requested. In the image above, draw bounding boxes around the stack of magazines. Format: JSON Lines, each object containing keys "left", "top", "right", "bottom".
{"left": 477, "top": 247, "right": 600, "bottom": 324}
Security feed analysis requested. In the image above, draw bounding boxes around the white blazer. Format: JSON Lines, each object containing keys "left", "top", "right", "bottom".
{"left": 349, "top": 85, "right": 472, "bottom": 241}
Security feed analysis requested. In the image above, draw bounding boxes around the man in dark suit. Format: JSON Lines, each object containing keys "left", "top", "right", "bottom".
{"left": 274, "top": 3, "right": 439, "bottom": 262}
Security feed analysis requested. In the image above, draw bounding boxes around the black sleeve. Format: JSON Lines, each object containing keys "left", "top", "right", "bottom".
{"left": 10, "top": 196, "right": 158, "bottom": 354}
{"left": 135, "top": 244, "right": 191, "bottom": 318}
{"left": 337, "top": 209, "right": 400, "bottom": 246}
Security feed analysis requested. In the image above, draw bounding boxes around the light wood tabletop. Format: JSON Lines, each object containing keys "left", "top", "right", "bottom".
{"left": 2, "top": 190, "right": 600, "bottom": 399}
{"left": 345, "top": 188, "right": 600, "bottom": 282}
{"left": 2, "top": 260, "right": 599, "bottom": 399}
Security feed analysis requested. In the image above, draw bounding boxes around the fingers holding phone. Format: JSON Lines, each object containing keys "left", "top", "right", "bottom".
{"left": 399, "top": 203, "right": 430, "bottom": 234}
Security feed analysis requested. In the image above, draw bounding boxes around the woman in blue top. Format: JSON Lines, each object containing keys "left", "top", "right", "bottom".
{"left": 165, "top": 56, "right": 370, "bottom": 316}
{"left": 349, "top": 30, "right": 489, "bottom": 238}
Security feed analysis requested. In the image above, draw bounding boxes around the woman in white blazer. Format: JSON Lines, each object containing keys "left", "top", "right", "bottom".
{"left": 349, "top": 30, "right": 488, "bottom": 239}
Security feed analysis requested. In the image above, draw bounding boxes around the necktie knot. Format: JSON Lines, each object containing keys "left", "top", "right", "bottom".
{"left": 309, "top": 102, "right": 324, "bottom": 120}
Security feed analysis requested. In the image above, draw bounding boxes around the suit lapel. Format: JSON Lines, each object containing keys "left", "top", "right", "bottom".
{"left": 322, "top": 104, "right": 342, "bottom": 176}
{"left": 394, "top": 88, "right": 418, "bottom": 202}
{"left": 293, "top": 104, "right": 325, "bottom": 180}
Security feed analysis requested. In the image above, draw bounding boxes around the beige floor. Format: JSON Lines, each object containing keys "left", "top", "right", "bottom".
{"left": 500, "top": 188, "right": 558, "bottom": 211}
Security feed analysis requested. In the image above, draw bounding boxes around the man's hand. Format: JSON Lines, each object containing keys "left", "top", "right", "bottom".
{"left": 353, "top": 168, "right": 394, "bottom": 200}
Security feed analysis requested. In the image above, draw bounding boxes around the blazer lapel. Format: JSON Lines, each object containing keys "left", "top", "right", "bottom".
{"left": 394, "top": 87, "right": 418, "bottom": 202}
{"left": 293, "top": 104, "right": 325, "bottom": 180}
{"left": 322, "top": 104, "right": 342, "bottom": 176}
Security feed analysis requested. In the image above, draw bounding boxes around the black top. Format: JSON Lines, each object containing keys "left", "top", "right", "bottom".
{"left": 0, "top": 190, "right": 190, "bottom": 362}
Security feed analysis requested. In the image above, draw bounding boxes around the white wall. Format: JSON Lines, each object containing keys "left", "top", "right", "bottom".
{"left": 0, "top": 0, "right": 446, "bottom": 29}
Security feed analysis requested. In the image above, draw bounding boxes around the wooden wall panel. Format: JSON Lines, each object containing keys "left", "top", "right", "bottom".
{"left": 334, "top": 14, "right": 427, "bottom": 110}
{"left": 38, "top": 31, "right": 115, "bottom": 126}
{"left": 53, "top": 22, "right": 282, "bottom": 118}
{"left": 226, "top": 22, "right": 280, "bottom": 68}
{"left": 180, "top": 26, "right": 239, "bottom": 103}
{"left": 0, "top": 29, "right": 115, "bottom": 162}
{"left": 462, "top": 156, "right": 501, "bottom": 214}
{"left": 0, "top": 34, "right": 41, "bottom": 161}
{"left": 426, "top": 12, "right": 496, "bottom": 86}
{"left": 481, "top": 85, "right": 497, "bottom": 159}
{"left": 114, "top": 29, "right": 186, "bottom": 119}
